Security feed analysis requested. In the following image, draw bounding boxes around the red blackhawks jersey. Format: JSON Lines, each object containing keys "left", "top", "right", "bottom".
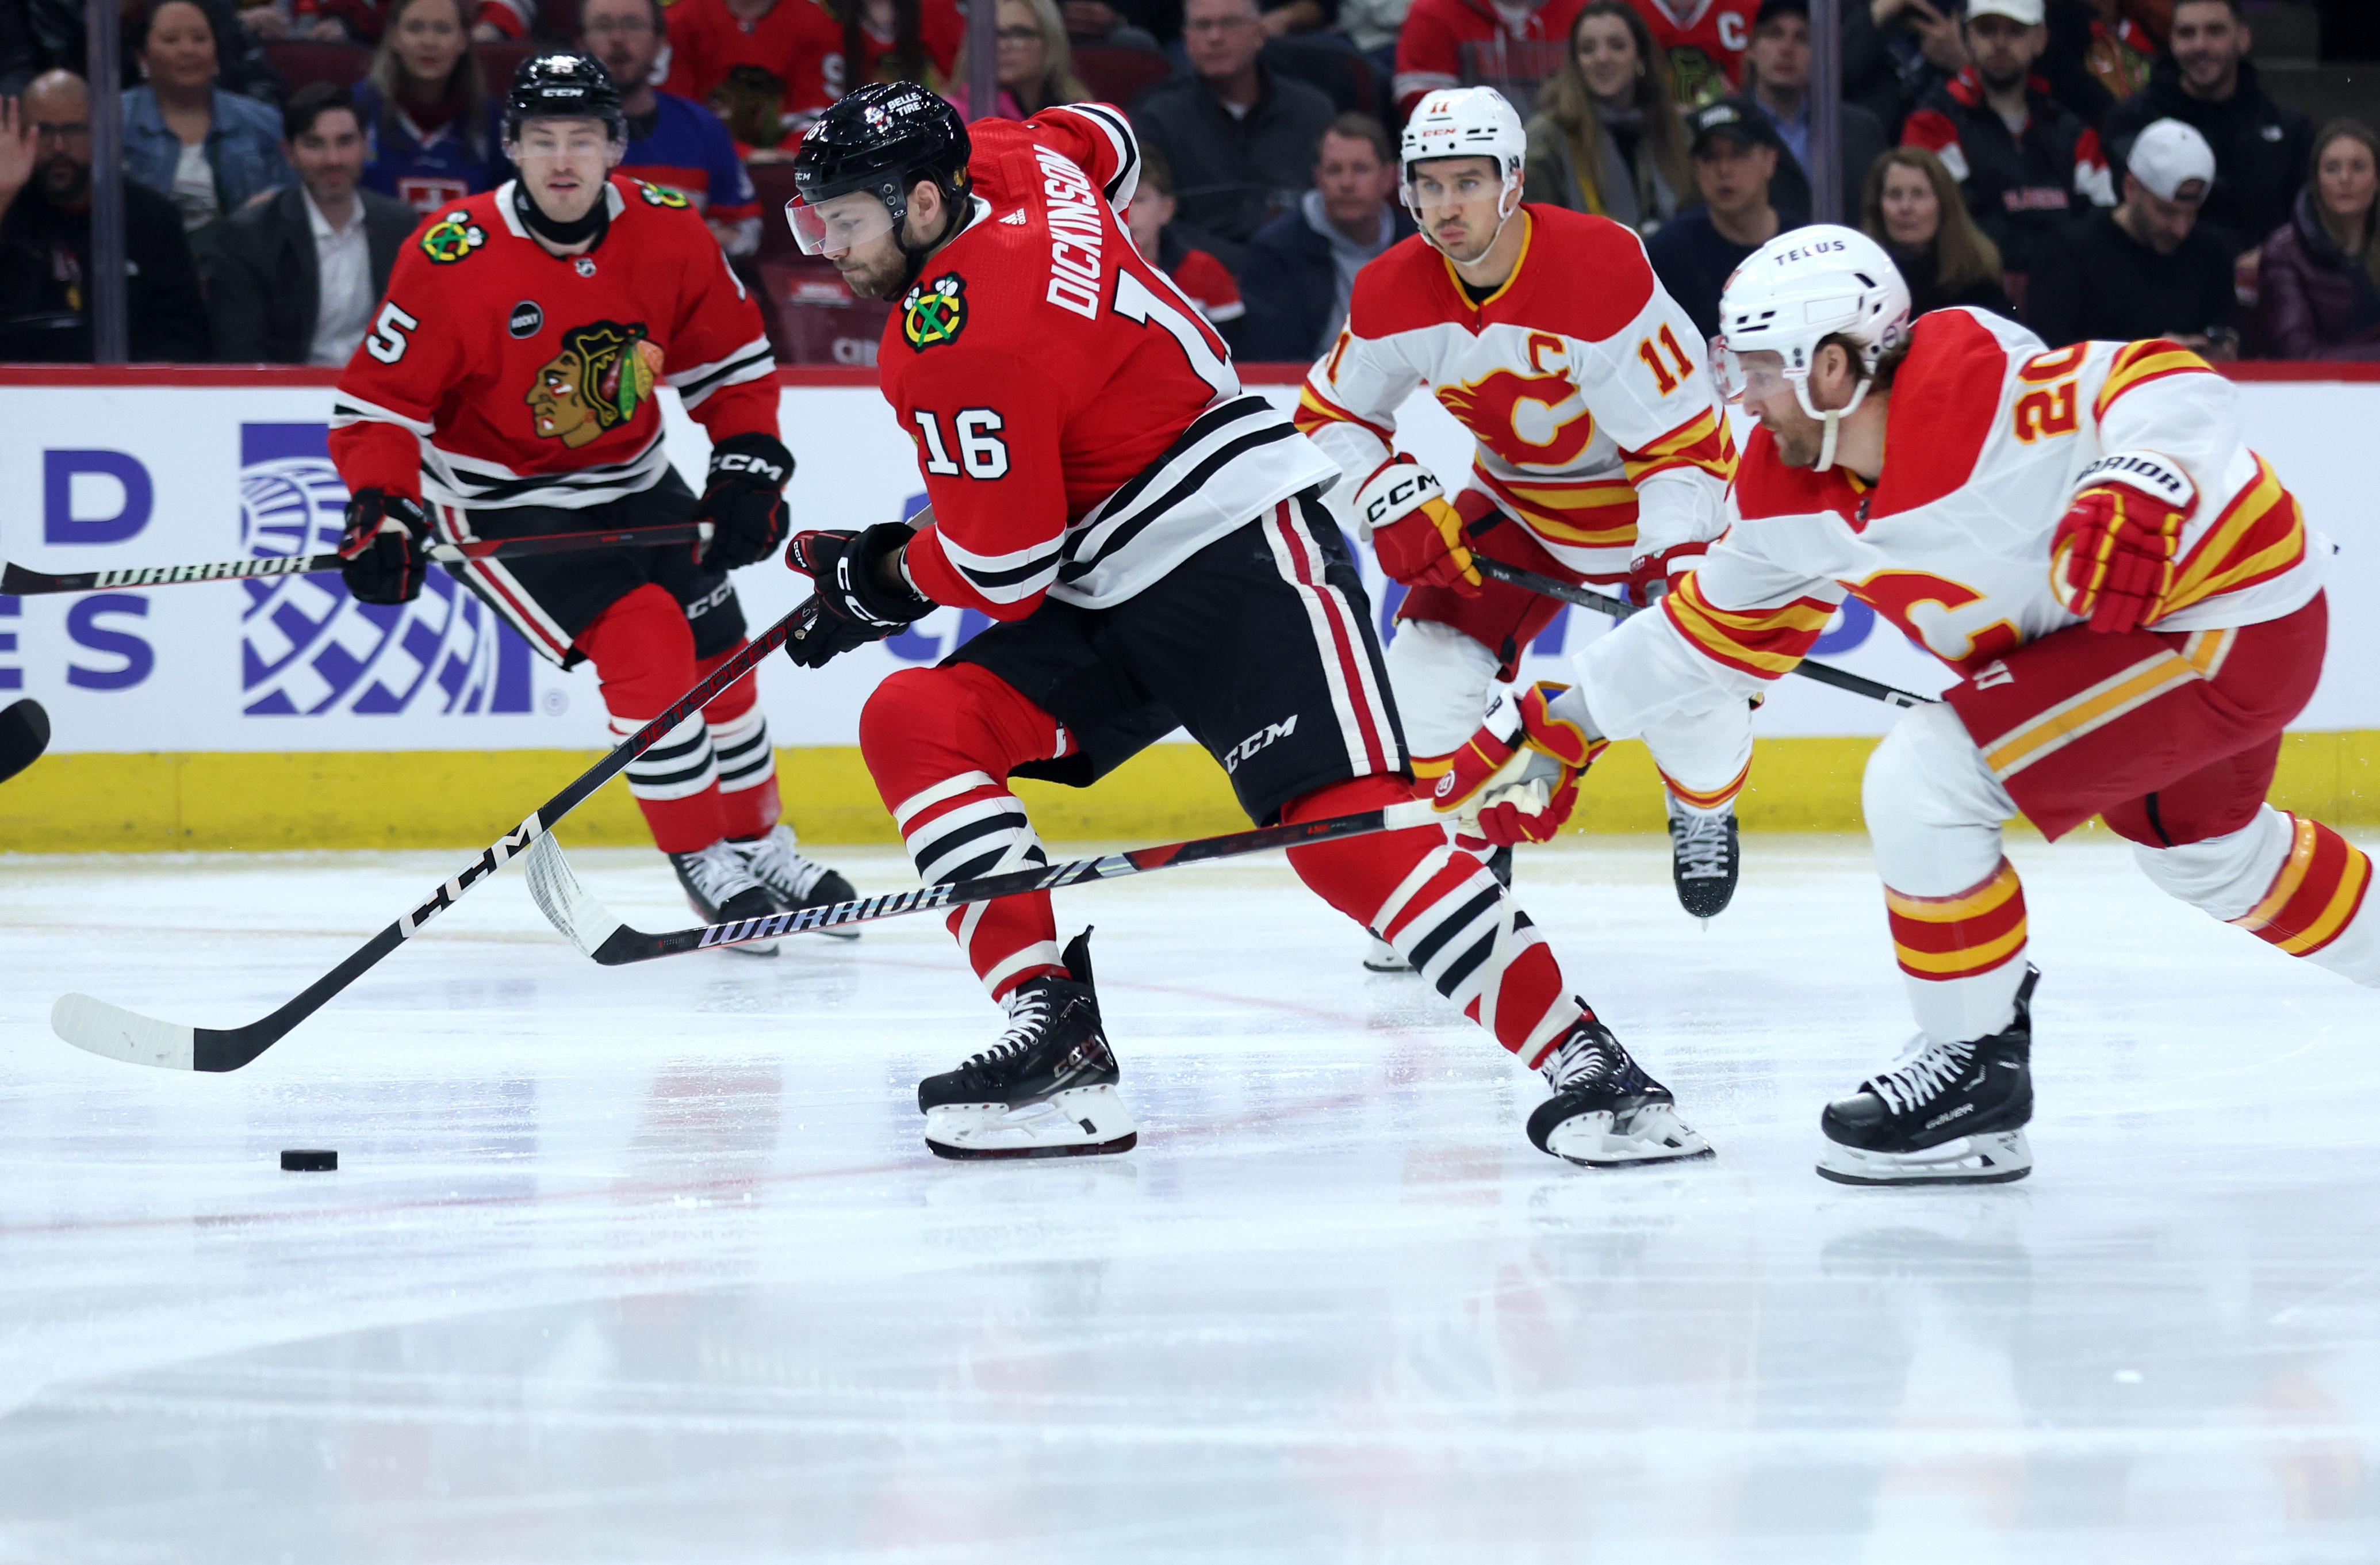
{"left": 1576, "top": 309, "right": 2330, "bottom": 739}
{"left": 1624, "top": 0, "right": 1756, "bottom": 106}
{"left": 1296, "top": 204, "right": 1735, "bottom": 583}
{"left": 330, "top": 177, "right": 779, "bottom": 511}
{"left": 882, "top": 104, "right": 1337, "bottom": 618}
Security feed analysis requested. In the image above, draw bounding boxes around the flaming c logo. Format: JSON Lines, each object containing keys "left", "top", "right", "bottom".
{"left": 1435, "top": 332, "right": 1596, "bottom": 469}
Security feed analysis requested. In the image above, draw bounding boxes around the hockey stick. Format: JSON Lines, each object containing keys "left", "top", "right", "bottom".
{"left": 49, "top": 597, "right": 824, "bottom": 1074}
{"left": 1471, "top": 557, "right": 1937, "bottom": 710}
{"left": 0, "top": 522, "right": 711, "bottom": 595}
{"left": 521, "top": 798, "right": 1442, "bottom": 964}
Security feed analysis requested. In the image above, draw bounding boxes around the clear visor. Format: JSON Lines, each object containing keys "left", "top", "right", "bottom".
{"left": 1710, "top": 338, "right": 1795, "bottom": 406}
{"left": 784, "top": 189, "right": 896, "bottom": 256}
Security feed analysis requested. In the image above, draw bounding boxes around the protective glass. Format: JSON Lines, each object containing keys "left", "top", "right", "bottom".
{"left": 784, "top": 190, "right": 896, "bottom": 256}
{"left": 1710, "top": 338, "right": 1793, "bottom": 407}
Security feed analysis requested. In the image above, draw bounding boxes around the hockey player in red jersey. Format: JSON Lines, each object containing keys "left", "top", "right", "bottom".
{"left": 1455, "top": 224, "right": 2377, "bottom": 1184}
{"left": 776, "top": 81, "right": 1714, "bottom": 1168}
{"left": 1296, "top": 87, "right": 1743, "bottom": 965}
{"left": 330, "top": 51, "right": 856, "bottom": 946}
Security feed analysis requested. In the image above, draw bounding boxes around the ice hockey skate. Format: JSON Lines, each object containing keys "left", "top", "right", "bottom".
{"left": 668, "top": 840, "right": 782, "bottom": 958}
{"left": 1816, "top": 967, "right": 2039, "bottom": 1186}
{"left": 729, "top": 824, "right": 861, "bottom": 939}
{"left": 1668, "top": 795, "right": 1739, "bottom": 920}
{"left": 1527, "top": 1013, "right": 1714, "bottom": 1168}
{"left": 918, "top": 929, "right": 1137, "bottom": 1160}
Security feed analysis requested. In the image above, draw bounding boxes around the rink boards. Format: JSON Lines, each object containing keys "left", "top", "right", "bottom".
{"left": 0, "top": 366, "right": 2374, "bottom": 850}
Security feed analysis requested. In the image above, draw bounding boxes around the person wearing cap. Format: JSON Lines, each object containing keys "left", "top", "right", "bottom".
{"left": 2104, "top": 0, "right": 2310, "bottom": 259}
{"left": 2023, "top": 116, "right": 2236, "bottom": 354}
{"left": 1740, "top": 0, "right": 1885, "bottom": 223}
{"left": 1898, "top": 0, "right": 2113, "bottom": 282}
{"left": 1643, "top": 98, "right": 1803, "bottom": 339}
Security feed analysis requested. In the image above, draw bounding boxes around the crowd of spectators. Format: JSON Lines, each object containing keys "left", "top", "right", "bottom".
{"left": 0, "top": 0, "right": 2373, "bottom": 363}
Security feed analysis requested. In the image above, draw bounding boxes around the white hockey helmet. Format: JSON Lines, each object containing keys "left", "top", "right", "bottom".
{"left": 1399, "top": 86, "right": 1527, "bottom": 247}
{"left": 1711, "top": 224, "right": 1911, "bottom": 468}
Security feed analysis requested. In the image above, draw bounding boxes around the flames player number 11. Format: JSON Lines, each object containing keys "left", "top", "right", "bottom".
{"left": 1635, "top": 324, "right": 1698, "bottom": 397}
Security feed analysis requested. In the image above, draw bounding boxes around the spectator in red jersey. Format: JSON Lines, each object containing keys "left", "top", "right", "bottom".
{"left": 1861, "top": 144, "right": 2012, "bottom": 317}
{"left": 350, "top": 0, "right": 506, "bottom": 213}
{"left": 1620, "top": 0, "right": 1756, "bottom": 107}
{"left": 661, "top": 0, "right": 842, "bottom": 151}
{"left": 1898, "top": 0, "right": 2111, "bottom": 281}
{"left": 824, "top": 0, "right": 966, "bottom": 97}
{"left": 2251, "top": 120, "right": 2380, "bottom": 361}
{"left": 1523, "top": 0, "right": 1692, "bottom": 234}
{"left": 1124, "top": 145, "right": 1244, "bottom": 331}
{"left": 947, "top": 0, "right": 1090, "bottom": 118}
{"left": 582, "top": 0, "right": 763, "bottom": 256}
{"left": 1235, "top": 111, "right": 1412, "bottom": 362}
{"left": 1393, "top": 0, "right": 1586, "bottom": 118}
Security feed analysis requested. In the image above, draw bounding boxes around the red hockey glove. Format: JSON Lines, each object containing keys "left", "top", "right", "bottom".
{"left": 1428, "top": 680, "right": 1608, "bottom": 847}
{"left": 2051, "top": 452, "right": 2196, "bottom": 635}
{"left": 337, "top": 488, "right": 429, "bottom": 606}
{"left": 1355, "top": 456, "right": 1481, "bottom": 596}
{"left": 784, "top": 523, "right": 935, "bottom": 669}
{"left": 693, "top": 432, "right": 794, "bottom": 569}
{"left": 1626, "top": 541, "right": 1706, "bottom": 604}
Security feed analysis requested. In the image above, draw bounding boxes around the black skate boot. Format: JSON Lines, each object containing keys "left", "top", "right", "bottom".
{"left": 1816, "top": 966, "right": 2039, "bottom": 1186}
{"left": 1527, "top": 1012, "right": 1714, "bottom": 1167}
{"left": 668, "top": 839, "right": 781, "bottom": 957}
{"left": 1668, "top": 795, "right": 1739, "bottom": 920}
{"left": 919, "top": 928, "right": 1138, "bottom": 1160}
{"left": 729, "top": 824, "right": 860, "bottom": 939}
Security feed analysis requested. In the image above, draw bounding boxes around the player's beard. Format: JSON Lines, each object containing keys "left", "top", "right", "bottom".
{"left": 1764, "top": 408, "right": 1824, "bottom": 469}
{"left": 833, "top": 241, "right": 910, "bottom": 301}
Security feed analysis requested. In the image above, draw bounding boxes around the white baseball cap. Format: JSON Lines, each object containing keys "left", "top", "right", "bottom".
{"left": 1964, "top": 0, "right": 2044, "bottom": 23}
{"left": 2128, "top": 117, "right": 2217, "bottom": 201}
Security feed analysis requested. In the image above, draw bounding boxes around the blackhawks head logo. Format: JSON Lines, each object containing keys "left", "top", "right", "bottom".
{"left": 420, "top": 210, "right": 486, "bottom": 263}
{"left": 525, "top": 320, "right": 664, "bottom": 448}
{"left": 901, "top": 274, "right": 967, "bottom": 353}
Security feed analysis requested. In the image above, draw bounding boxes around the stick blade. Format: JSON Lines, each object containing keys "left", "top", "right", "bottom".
{"left": 52, "top": 993, "right": 197, "bottom": 1071}
{"left": 519, "top": 835, "right": 625, "bottom": 958}
{"left": 0, "top": 698, "right": 50, "bottom": 785}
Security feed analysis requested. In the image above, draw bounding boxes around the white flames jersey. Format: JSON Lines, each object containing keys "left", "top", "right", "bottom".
{"left": 1579, "top": 308, "right": 2329, "bottom": 739}
{"left": 1295, "top": 204, "right": 1735, "bottom": 583}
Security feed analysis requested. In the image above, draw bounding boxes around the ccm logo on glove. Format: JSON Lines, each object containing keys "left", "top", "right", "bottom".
{"left": 712, "top": 450, "right": 789, "bottom": 485}
{"left": 1361, "top": 467, "right": 1441, "bottom": 527}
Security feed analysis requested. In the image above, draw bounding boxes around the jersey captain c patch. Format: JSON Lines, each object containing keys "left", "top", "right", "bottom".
{"left": 526, "top": 320, "right": 662, "bottom": 447}
{"left": 902, "top": 274, "right": 967, "bottom": 353}
{"left": 420, "top": 210, "right": 487, "bottom": 263}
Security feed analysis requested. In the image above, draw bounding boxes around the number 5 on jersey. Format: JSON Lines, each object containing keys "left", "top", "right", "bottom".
{"left": 914, "top": 409, "right": 1011, "bottom": 479}
{"left": 365, "top": 301, "right": 419, "bottom": 365}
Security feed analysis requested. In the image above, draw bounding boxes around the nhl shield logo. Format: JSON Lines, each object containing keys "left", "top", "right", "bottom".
{"left": 900, "top": 274, "right": 967, "bottom": 353}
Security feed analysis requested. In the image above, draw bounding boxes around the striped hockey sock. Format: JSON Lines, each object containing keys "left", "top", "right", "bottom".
{"left": 1885, "top": 858, "right": 2032, "bottom": 1043}
{"left": 894, "top": 770, "right": 1067, "bottom": 1000}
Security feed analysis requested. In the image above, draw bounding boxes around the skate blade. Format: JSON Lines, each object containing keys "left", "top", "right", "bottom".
{"left": 1361, "top": 935, "right": 1412, "bottom": 973}
{"left": 1543, "top": 1103, "right": 1715, "bottom": 1169}
{"left": 925, "top": 1084, "right": 1138, "bottom": 1161}
{"left": 1815, "top": 1128, "right": 2032, "bottom": 1186}
{"left": 722, "top": 936, "right": 780, "bottom": 958}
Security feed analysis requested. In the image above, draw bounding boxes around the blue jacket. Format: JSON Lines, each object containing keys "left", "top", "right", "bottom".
{"left": 352, "top": 81, "right": 510, "bottom": 215}
{"left": 121, "top": 85, "right": 290, "bottom": 220}
{"left": 1231, "top": 197, "right": 1415, "bottom": 365}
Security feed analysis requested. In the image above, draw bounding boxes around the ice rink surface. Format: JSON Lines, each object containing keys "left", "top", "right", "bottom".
{"left": 2, "top": 831, "right": 2378, "bottom": 1563}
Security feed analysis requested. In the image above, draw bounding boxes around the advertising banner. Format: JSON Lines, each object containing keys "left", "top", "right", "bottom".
{"left": 2, "top": 375, "right": 2371, "bottom": 757}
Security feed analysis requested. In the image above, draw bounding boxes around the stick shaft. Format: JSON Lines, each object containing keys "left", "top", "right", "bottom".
{"left": 532, "top": 799, "right": 1441, "bottom": 964}
{"left": 1470, "top": 557, "right": 1935, "bottom": 709}
{"left": 0, "top": 523, "right": 706, "bottom": 595}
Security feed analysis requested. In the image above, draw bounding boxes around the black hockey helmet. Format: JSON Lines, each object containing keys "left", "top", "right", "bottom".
{"left": 784, "top": 81, "right": 971, "bottom": 266}
{"left": 505, "top": 51, "right": 625, "bottom": 144}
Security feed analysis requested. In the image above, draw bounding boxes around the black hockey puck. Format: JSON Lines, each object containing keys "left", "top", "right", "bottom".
{"left": 280, "top": 1149, "right": 338, "bottom": 1172}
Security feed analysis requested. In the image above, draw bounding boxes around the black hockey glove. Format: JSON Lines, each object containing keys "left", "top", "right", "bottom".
{"left": 692, "top": 432, "right": 795, "bottom": 569}
{"left": 784, "top": 523, "right": 934, "bottom": 669}
{"left": 338, "top": 488, "right": 430, "bottom": 606}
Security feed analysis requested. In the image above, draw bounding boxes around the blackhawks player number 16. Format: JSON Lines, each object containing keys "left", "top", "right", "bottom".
{"left": 327, "top": 51, "right": 857, "bottom": 946}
